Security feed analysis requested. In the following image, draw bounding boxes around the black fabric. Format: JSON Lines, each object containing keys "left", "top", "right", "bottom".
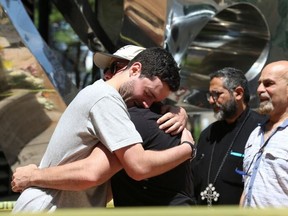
{"left": 111, "top": 105, "right": 196, "bottom": 206}
{"left": 191, "top": 108, "right": 266, "bottom": 205}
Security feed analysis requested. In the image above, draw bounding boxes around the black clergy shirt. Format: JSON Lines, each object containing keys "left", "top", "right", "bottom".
{"left": 191, "top": 108, "right": 265, "bottom": 205}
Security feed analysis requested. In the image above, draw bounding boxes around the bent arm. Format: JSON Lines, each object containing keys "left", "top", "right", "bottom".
{"left": 114, "top": 128, "right": 194, "bottom": 181}
{"left": 12, "top": 144, "right": 122, "bottom": 192}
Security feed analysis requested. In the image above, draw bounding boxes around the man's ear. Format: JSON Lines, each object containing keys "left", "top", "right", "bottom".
{"left": 129, "top": 62, "right": 142, "bottom": 77}
{"left": 234, "top": 86, "right": 244, "bottom": 100}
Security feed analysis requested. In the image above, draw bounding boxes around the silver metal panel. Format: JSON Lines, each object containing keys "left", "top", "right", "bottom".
{"left": 116, "top": 0, "right": 271, "bottom": 109}
{"left": 0, "top": 0, "right": 78, "bottom": 105}
{"left": 0, "top": 0, "right": 69, "bottom": 166}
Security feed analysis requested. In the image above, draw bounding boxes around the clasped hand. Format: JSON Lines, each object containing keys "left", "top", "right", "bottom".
{"left": 11, "top": 164, "right": 38, "bottom": 192}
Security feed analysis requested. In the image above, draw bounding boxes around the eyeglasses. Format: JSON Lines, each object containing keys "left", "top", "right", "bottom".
{"left": 206, "top": 91, "right": 224, "bottom": 101}
{"left": 104, "top": 61, "right": 128, "bottom": 75}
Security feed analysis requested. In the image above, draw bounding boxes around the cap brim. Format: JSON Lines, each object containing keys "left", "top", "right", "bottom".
{"left": 93, "top": 52, "right": 128, "bottom": 69}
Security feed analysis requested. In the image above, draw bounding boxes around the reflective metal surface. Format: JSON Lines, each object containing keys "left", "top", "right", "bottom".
{"left": 96, "top": 0, "right": 271, "bottom": 110}
{"left": 38, "top": 0, "right": 286, "bottom": 111}
{"left": 177, "top": 2, "right": 270, "bottom": 109}
{"left": 0, "top": 0, "right": 78, "bottom": 105}
{"left": 0, "top": 0, "right": 76, "bottom": 197}
{"left": 165, "top": 1, "right": 218, "bottom": 63}
{"left": 121, "top": 0, "right": 166, "bottom": 47}
{"left": 0, "top": 1, "right": 67, "bottom": 168}
{"left": 51, "top": 0, "right": 115, "bottom": 53}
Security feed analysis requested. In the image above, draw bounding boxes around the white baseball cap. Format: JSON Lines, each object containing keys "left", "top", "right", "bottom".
{"left": 93, "top": 45, "right": 146, "bottom": 69}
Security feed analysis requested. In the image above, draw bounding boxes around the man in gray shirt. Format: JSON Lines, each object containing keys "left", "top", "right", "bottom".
{"left": 12, "top": 47, "right": 195, "bottom": 212}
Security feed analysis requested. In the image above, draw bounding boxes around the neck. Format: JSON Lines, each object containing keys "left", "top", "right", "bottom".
{"left": 266, "top": 112, "right": 288, "bottom": 130}
{"left": 225, "top": 104, "right": 247, "bottom": 124}
{"left": 106, "top": 71, "right": 128, "bottom": 91}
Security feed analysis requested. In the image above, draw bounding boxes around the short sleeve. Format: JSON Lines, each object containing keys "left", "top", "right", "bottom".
{"left": 89, "top": 95, "right": 142, "bottom": 152}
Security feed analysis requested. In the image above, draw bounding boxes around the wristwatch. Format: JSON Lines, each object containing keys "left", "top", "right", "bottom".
{"left": 181, "top": 141, "right": 197, "bottom": 160}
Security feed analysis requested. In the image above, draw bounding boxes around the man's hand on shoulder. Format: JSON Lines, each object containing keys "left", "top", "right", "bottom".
{"left": 157, "top": 105, "right": 188, "bottom": 135}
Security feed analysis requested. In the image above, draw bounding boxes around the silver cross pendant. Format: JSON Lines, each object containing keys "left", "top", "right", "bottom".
{"left": 200, "top": 183, "right": 220, "bottom": 207}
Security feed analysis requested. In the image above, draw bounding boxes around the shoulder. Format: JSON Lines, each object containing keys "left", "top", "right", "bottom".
{"left": 197, "top": 120, "right": 222, "bottom": 144}
{"left": 202, "top": 120, "right": 223, "bottom": 134}
{"left": 199, "top": 120, "right": 224, "bottom": 135}
{"left": 129, "top": 107, "right": 161, "bottom": 121}
{"left": 77, "top": 80, "right": 122, "bottom": 102}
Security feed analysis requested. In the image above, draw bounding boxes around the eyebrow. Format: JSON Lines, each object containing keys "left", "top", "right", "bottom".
{"left": 258, "top": 78, "right": 274, "bottom": 84}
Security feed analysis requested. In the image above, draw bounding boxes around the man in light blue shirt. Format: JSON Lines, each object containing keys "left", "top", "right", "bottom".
{"left": 241, "top": 60, "right": 288, "bottom": 208}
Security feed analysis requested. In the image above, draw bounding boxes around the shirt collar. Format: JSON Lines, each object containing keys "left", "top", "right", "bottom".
{"left": 259, "top": 117, "right": 288, "bottom": 130}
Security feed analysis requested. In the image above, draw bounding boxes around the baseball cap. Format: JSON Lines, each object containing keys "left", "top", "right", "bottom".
{"left": 93, "top": 45, "right": 146, "bottom": 69}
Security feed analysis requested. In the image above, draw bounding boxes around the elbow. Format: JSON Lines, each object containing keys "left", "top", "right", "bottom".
{"left": 124, "top": 163, "right": 150, "bottom": 181}
{"left": 85, "top": 170, "right": 106, "bottom": 186}
{"left": 126, "top": 171, "right": 147, "bottom": 181}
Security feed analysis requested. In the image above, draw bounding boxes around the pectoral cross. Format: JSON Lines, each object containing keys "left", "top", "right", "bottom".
{"left": 200, "top": 183, "right": 220, "bottom": 207}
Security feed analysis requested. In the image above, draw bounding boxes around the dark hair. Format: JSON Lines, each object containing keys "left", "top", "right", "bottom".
{"left": 127, "top": 47, "right": 180, "bottom": 92}
{"left": 209, "top": 67, "right": 250, "bottom": 104}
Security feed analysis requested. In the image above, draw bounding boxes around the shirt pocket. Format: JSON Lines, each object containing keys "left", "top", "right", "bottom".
{"left": 264, "top": 148, "right": 288, "bottom": 169}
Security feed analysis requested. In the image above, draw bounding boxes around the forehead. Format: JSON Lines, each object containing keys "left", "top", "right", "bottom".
{"left": 209, "top": 77, "right": 225, "bottom": 89}
{"left": 260, "top": 65, "right": 287, "bottom": 82}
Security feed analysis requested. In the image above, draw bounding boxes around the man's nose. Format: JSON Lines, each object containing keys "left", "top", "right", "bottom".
{"left": 208, "top": 97, "right": 215, "bottom": 104}
{"left": 257, "top": 83, "right": 264, "bottom": 94}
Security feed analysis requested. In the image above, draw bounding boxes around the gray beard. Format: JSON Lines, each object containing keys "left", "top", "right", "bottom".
{"left": 258, "top": 101, "right": 273, "bottom": 115}
{"left": 214, "top": 110, "right": 224, "bottom": 121}
{"left": 214, "top": 98, "right": 237, "bottom": 121}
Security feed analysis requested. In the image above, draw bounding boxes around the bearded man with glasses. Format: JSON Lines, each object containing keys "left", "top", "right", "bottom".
{"left": 191, "top": 67, "right": 266, "bottom": 206}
